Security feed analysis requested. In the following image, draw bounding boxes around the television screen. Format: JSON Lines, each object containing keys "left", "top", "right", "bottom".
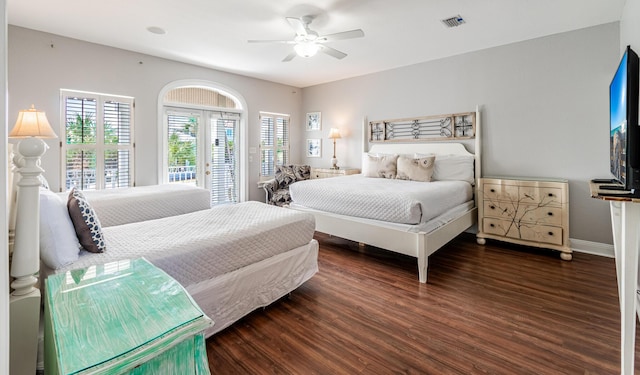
{"left": 610, "top": 46, "right": 639, "bottom": 191}
{"left": 610, "top": 50, "right": 628, "bottom": 186}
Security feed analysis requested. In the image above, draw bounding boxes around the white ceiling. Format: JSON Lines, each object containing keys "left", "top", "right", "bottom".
{"left": 8, "top": 0, "right": 626, "bottom": 88}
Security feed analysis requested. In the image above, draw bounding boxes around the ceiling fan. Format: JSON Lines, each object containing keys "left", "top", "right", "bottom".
{"left": 248, "top": 16, "right": 364, "bottom": 62}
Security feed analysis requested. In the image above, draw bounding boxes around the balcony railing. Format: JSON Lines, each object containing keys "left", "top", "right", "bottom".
{"left": 168, "top": 165, "right": 196, "bottom": 183}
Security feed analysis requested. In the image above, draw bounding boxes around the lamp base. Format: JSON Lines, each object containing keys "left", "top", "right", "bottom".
{"left": 331, "top": 157, "right": 339, "bottom": 170}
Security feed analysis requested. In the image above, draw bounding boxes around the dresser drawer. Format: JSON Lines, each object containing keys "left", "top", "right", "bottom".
{"left": 519, "top": 186, "right": 563, "bottom": 205}
{"left": 483, "top": 184, "right": 519, "bottom": 201}
{"left": 483, "top": 218, "right": 563, "bottom": 246}
{"left": 520, "top": 204, "right": 563, "bottom": 226}
{"left": 482, "top": 201, "right": 516, "bottom": 220}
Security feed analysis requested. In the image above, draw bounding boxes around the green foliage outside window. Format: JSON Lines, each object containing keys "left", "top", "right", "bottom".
{"left": 168, "top": 116, "right": 197, "bottom": 167}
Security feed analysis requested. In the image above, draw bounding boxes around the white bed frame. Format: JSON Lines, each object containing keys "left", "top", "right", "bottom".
{"left": 297, "top": 107, "right": 481, "bottom": 283}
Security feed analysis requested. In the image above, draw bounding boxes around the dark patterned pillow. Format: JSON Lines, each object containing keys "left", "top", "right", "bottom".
{"left": 68, "top": 188, "right": 106, "bottom": 253}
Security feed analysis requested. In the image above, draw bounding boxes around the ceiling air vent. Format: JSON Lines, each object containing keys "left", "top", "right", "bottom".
{"left": 441, "top": 15, "right": 465, "bottom": 28}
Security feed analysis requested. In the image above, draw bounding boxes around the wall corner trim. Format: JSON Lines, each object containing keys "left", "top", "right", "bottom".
{"left": 570, "top": 238, "right": 614, "bottom": 258}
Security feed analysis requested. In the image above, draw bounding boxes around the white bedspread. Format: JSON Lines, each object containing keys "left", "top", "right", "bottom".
{"left": 59, "top": 184, "right": 211, "bottom": 227}
{"left": 289, "top": 174, "right": 473, "bottom": 224}
{"left": 53, "top": 201, "right": 316, "bottom": 287}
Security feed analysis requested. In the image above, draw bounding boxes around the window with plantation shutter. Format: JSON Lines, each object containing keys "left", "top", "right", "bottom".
{"left": 61, "top": 90, "right": 134, "bottom": 191}
{"left": 259, "top": 112, "right": 289, "bottom": 178}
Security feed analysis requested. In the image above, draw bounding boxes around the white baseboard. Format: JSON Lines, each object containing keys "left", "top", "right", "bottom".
{"left": 570, "top": 238, "right": 614, "bottom": 258}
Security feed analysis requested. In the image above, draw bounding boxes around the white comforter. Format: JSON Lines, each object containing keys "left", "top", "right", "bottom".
{"left": 66, "top": 184, "right": 212, "bottom": 227}
{"left": 54, "top": 201, "right": 316, "bottom": 287}
{"left": 289, "top": 174, "right": 473, "bottom": 224}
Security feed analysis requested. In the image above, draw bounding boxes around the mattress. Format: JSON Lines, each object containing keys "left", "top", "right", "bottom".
{"left": 58, "top": 184, "right": 211, "bottom": 227}
{"left": 52, "top": 201, "right": 316, "bottom": 287}
{"left": 289, "top": 174, "right": 473, "bottom": 224}
{"left": 290, "top": 200, "right": 475, "bottom": 234}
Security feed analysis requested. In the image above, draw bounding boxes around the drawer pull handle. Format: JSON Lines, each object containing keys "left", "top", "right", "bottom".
{"left": 490, "top": 223, "right": 495, "bottom": 228}
{"left": 547, "top": 212, "right": 553, "bottom": 216}
{"left": 548, "top": 231, "right": 554, "bottom": 236}
{"left": 490, "top": 189, "right": 495, "bottom": 193}
{"left": 548, "top": 193, "right": 554, "bottom": 197}
{"left": 490, "top": 205, "right": 495, "bottom": 210}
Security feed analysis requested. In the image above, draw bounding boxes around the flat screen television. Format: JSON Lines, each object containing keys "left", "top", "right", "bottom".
{"left": 610, "top": 45, "right": 640, "bottom": 191}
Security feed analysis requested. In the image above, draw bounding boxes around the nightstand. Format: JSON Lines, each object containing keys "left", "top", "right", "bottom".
{"left": 44, "top": 258, "right": 213, "bottom": 374}
{"left": 311, "top": 167, "right": 360, "bottom": 179}
{"left": 476, "top": 177, "right": 571, "bottom": 260}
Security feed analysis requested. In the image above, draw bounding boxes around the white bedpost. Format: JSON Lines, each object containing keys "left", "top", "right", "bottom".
{"left": 362, "top": 116, "right": 368, "bottom": 153}
{"left": 9, "top": 105, "right": 57, "bottom": 375}
{"left": 9, "top": 148, "right": 43, "bottom": 375}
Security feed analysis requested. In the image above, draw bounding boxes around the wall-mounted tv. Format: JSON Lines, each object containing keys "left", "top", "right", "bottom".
{"left": 610, "top": 45, "right": 640, "bottom": 191}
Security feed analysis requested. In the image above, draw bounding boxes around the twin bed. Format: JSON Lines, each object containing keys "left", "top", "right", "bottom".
{"left": 39, "top": 185, "right": 319, "bottom": 337}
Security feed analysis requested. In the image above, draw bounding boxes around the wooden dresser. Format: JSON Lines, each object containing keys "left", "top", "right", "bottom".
{"left": 311, "top": 167, "right": 360, "bottom": 179}
{"left": 476, "top": 177, "right": 571, "bottom": 260}
{"left": 44, "top": 258, "right": 213, "bottom": 374}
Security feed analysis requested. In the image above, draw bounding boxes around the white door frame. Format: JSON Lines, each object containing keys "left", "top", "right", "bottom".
{"left": 157, "top": 80, "right": 248, "bottom": 202}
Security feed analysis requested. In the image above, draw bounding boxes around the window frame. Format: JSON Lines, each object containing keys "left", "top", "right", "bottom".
{"left": 259, "top": 112, "right": 290, "bottom": 181}
{"left": 60, "top": 89, "right": 135, "bottom": 191}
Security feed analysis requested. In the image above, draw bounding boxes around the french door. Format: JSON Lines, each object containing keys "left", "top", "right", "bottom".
{"left": 164, "top": 107, "right": 240, "bottom": 205}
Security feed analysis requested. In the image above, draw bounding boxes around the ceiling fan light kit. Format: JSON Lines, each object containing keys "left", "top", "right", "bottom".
{"left": 294, "top": 42, "right": 320, "bottom": 58}
{"left": 249, "top": 15, "right": 364, "bottom": 62}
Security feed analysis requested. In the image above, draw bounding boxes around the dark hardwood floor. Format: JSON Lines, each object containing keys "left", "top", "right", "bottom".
{"left": 206, "top": 233, "right": 639, "bottom": 374}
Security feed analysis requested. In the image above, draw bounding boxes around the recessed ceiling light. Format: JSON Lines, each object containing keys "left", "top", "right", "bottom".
{"left": 147, "top": 26, "right": 166, "bottom": 35}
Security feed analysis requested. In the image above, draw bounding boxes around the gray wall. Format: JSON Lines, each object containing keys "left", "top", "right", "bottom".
{"left": 7, "top": 26, "right": 303, "bottom": 202}
{"left": 621, "top": 0, "right": 640, "bottom": 54}
{"left": 300, "top": 23, "right": 619, "bottom": 245}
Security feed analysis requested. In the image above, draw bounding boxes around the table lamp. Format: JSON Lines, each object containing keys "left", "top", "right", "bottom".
{"left": 328, "top": 128, "right": 341, "bottom": 170}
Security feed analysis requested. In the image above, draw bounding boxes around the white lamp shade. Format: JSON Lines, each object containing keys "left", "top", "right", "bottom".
{"left": 294, "top": 42, "right": 320, "bottom": 58}
{"left": 9, "top": 105, "right": 57, "bottom": 139}
{"left": 328, "top": 128, "right": 342, "bottom": 139}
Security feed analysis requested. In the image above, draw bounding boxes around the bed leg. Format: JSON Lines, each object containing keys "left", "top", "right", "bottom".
{"left": 417, "top": 246, "right": 428, "bottom": 283}
{"left": 358, "top": 242, "right": 366, "bottom": 253}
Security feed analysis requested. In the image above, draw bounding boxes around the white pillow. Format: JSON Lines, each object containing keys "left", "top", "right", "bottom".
{"left": 39, "top": 188, "right": 81, "bottom": 269}
{"left": 416, "top": 153, "right": 475, "bottom": 184}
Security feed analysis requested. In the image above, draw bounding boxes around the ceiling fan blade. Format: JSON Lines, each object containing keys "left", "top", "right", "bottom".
{"left": 248, "top": 39, "right": 293, "bottom": 44}
{"left": 318, "top": 29, "right": 364, "bottom": 42}
{"left": 286, "top": 17, "right": 307, "bottom": 37}
{"left": 282, "top": 51, "right": 297, "bottom": 62}
{"left": 319, "top": 45, "right": 347, "bottom": 59}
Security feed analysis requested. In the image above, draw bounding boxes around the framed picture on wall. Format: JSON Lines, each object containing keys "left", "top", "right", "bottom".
{"left": 306, "top": 139, "right": 321, "bottom": 157}
{"left": 306, "top": 112, "right": 321, "bottom": 131}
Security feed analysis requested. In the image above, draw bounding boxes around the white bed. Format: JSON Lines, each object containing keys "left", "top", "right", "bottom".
{"left": 290, "top": 108, "right": 481, "bottom": 283}
{"left": 39, "top": 189, "right": 318, "bottom": 337}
